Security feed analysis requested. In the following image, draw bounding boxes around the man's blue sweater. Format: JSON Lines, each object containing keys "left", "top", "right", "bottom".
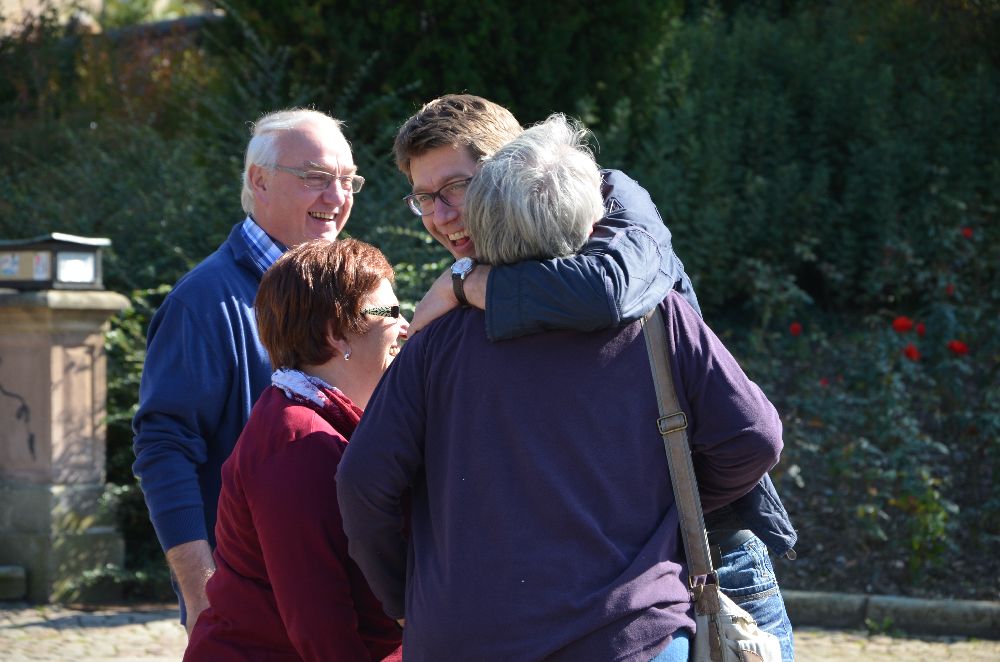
{"left": 132, "top": 223, "right": 272, "bottom": 551}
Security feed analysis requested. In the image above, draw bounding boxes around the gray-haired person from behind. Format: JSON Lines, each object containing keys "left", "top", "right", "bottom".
{"left": 337, "top": 113, "right": 787, "bottom": 662}
{"left": 465, "top": 114, "right": 603, "bottom": 265}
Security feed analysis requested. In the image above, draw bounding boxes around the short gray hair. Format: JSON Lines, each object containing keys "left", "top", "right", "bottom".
{"left": 241, "top": 109, "right": 348, "bottom": 215}
{"left": 464, "top": 114, "right": 603, "bottom": 266}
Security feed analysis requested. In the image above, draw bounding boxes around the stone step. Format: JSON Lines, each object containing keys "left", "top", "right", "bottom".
{"left": 0, "top": 565, "right": 26, "bottom": 600}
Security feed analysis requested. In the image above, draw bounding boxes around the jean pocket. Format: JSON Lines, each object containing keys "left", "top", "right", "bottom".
{"left": 717, "top": 536, "right": 779, "bottom": 601}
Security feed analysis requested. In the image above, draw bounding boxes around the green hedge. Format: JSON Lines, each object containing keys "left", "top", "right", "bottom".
{"left": 603, "top": 4, "right": 999, "bottom": 597}
{"left": 211, "top": 0, "right": 682, "bottom": 138}
{"left": 1, "top": 0, "right": 997, "bottom": 601}
{"left": 609, "top": 5, "right": 999, "bottom": 318}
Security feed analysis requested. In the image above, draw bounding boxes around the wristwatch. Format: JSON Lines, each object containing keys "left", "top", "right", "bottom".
{"left": 451, "top": 257, "right": 478, "bottom": 307}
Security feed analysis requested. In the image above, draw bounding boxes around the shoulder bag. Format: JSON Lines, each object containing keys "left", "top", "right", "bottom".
{"left": 640, "top": 307, "right": 782, "bottom": 662}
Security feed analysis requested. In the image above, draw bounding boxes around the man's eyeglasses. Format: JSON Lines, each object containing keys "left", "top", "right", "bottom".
{"left": 361, "top": 305, "right": 401, "bottom": 319}
{"left": 272, "top": 165, "right": 365, "bottom": 193}
{"left": 403, "top": 177, "right": 472, "bottom": 216}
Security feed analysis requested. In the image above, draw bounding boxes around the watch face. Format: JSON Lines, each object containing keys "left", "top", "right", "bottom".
{"left": 452, "top": 257, "right": 475, "bottom": 276}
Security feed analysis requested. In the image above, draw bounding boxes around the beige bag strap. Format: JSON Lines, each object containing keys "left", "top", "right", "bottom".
{"left": 640, "top": 306, "right": 715, "bottom": 581}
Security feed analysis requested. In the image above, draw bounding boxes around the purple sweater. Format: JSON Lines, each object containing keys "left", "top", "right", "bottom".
{"left": 337, "top": 292, "right": 783, "bottom": 661}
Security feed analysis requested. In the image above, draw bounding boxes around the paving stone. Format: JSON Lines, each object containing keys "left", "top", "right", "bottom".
{"left": 1, "top": 602, "right": 998, "bottom": 661}
{"left": 101, "top": 613, "right": 131, "bottom": 627}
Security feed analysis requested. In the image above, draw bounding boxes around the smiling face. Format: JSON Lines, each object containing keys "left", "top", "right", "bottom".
{"left": 250, "top": 122, "right": 356, "bottom": 247}
{"left": 346, "top": 277, "right": 408, "bottom": 388}
{"left": 408, "top": 144, "right": 481, "bottom": 260}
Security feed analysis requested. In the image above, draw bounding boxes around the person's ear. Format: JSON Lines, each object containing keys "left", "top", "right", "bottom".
{"left": 249, "top": 164, "right": 270, "bottom": 199}
{"left": 327, "top": 329, "right": 352, "bottom": 361}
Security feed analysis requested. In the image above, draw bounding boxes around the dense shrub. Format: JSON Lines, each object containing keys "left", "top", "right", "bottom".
{"left": 0, "top": 3, "right": 445, "bottom": 597}
{"left": 736, "top": 225, "right": 1000, "bottom": 597}
{"left": 1, "top": 0, "right": 996, "bottom": 601}
{"left": 607, "top": 5, "right": 999, "bottom": 318}
{"left": 211, "top": 0, "right": 681, "bottom": 139}
{"left": 604, "top": 3, "right": 999, "bottom": 597}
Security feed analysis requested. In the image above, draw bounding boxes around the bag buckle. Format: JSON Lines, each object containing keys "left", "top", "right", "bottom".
{"left": 688, "top": 571, "right": 718, "bottom": 590}
{"left": 657, "top": 411, "right": 688, "bottom": 435}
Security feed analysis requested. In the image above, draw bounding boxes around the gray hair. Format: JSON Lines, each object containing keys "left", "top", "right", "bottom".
{"left": 241, "top": 109, "right": 348, "bottom": 215}
{"left": 464, "top": 114, "right": 603, "bottom": 266}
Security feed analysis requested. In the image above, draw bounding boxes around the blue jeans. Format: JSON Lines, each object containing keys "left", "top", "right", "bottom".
{"left": 717, "top": 535, "right": 795, "bottom": 662}
{"left": 648, "top": 630, "right": 690, "bottom": 662}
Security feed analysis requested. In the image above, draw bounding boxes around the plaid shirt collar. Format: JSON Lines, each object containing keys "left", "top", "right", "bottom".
{"left": 241, "top": 216, "right": 286, "bottom": 274}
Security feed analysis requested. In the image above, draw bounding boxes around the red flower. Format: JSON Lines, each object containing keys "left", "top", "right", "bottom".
{"left": 915, "top": 322, "right": 926, "bottom": 337}
{"left": 789, "top": 321, "right": 803, "bottom": 337}
{"left": 945, "top": 283, "right": 955, "bottom": 297}
{"left": 961, "top": 227, "right": 974, "bottom": 239}
{"left": 892, "top": 316, "right": 914, "bottom": 333}
{"left": 902, "top": 343, "right": 920, "bottom": 361}
{"left": 947, "top": 340, "right": 969, "bottom": 355}
{"left": 819, "top": 377, "right": 830, "bottom": 387}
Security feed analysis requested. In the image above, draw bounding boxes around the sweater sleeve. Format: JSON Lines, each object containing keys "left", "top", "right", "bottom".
{"left": 131, "top": 295, "right": 229, "bottom": 550}
{"left": 664, "top": 293, "right": 784, "bottom": 513}
{"left": 484, "top": 170, "right": 698, "bottom": 341}
{"left": 248, "top": 432, "right": 392, "bottom": 661}
{"left": 337, "top": 338, "right": 430, "bottom": 620}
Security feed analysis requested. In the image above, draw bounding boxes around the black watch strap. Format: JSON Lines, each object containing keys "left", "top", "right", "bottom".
{"left": 453, "top": 271, "right": 470, "bottom": 306}
{"left": 451, "top": 258, "right": 477, "bottom": 307}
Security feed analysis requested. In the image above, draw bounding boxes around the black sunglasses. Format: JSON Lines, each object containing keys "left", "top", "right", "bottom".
{"left": 361, "top": 305, "right": 401, "bottom": 319}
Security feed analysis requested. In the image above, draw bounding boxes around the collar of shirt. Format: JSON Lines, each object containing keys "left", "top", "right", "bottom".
{"left": 241, "top": 216, "right": 287, "bottom": 274}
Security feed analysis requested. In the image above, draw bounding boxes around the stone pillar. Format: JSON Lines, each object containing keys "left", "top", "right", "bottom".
{"left": 0, "top": 288, "right": 129, "bottom": 602}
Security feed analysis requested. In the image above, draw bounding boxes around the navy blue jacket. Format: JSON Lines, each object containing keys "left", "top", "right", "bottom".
{"left": 487, "top": 169, "right": 796, "bottom": 556}
{"left": 486, "top": 169, "right": 700, "bottom": 340}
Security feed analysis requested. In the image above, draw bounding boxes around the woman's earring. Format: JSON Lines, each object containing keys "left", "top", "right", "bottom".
{"left": 344, "top": 351, "right": 351, "bottom": 361}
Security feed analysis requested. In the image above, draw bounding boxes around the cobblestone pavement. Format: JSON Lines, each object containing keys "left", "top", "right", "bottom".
{"left": 2, "top": 602, "right": 999, "bottom": 661}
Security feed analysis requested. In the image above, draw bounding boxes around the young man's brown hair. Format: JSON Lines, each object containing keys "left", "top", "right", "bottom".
{"left": 393, "top": 94, "right": 524, "bottom": 180}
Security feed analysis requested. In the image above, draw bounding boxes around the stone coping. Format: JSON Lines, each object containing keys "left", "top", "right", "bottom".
{"left": 784, "top": 590, "right": 1000, "bottom": 639}
{"left": 0, "top": 289, "right": 130, "bottom": 312}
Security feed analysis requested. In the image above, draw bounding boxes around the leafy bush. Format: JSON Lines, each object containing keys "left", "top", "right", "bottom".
{"left": 1, "top": 0, "right": 996, "bottom": 602}
{"left": 609, "top": 5, "right": 999, "bottom": 319}
{"left": 1, "top": 4, "right": 453, "bottom": 596}
{"left": 744, "top": 231, "right": 999, "bottom": 598}
{"left": 607, "top": 3, "right": 1000, "bottom": 598}
{"left": 212, "top": 0, "right": 682, "bottom": 137}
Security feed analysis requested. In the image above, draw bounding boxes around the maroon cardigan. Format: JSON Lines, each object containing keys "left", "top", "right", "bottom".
{"left": 184, "top": 385, "right": 402, "bottom": 662}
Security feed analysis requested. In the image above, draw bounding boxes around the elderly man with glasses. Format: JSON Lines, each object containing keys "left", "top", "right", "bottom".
{"left": 132, "top": 108, "right": 361, "bottom": 635}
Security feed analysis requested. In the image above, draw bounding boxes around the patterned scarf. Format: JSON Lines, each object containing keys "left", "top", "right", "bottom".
{"left": 271, "top": 368, "right": 363, "bottom": 438}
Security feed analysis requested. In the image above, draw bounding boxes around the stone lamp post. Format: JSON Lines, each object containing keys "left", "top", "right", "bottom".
{"left": 0, "top": 234, "right": 129, "bottom": 602}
